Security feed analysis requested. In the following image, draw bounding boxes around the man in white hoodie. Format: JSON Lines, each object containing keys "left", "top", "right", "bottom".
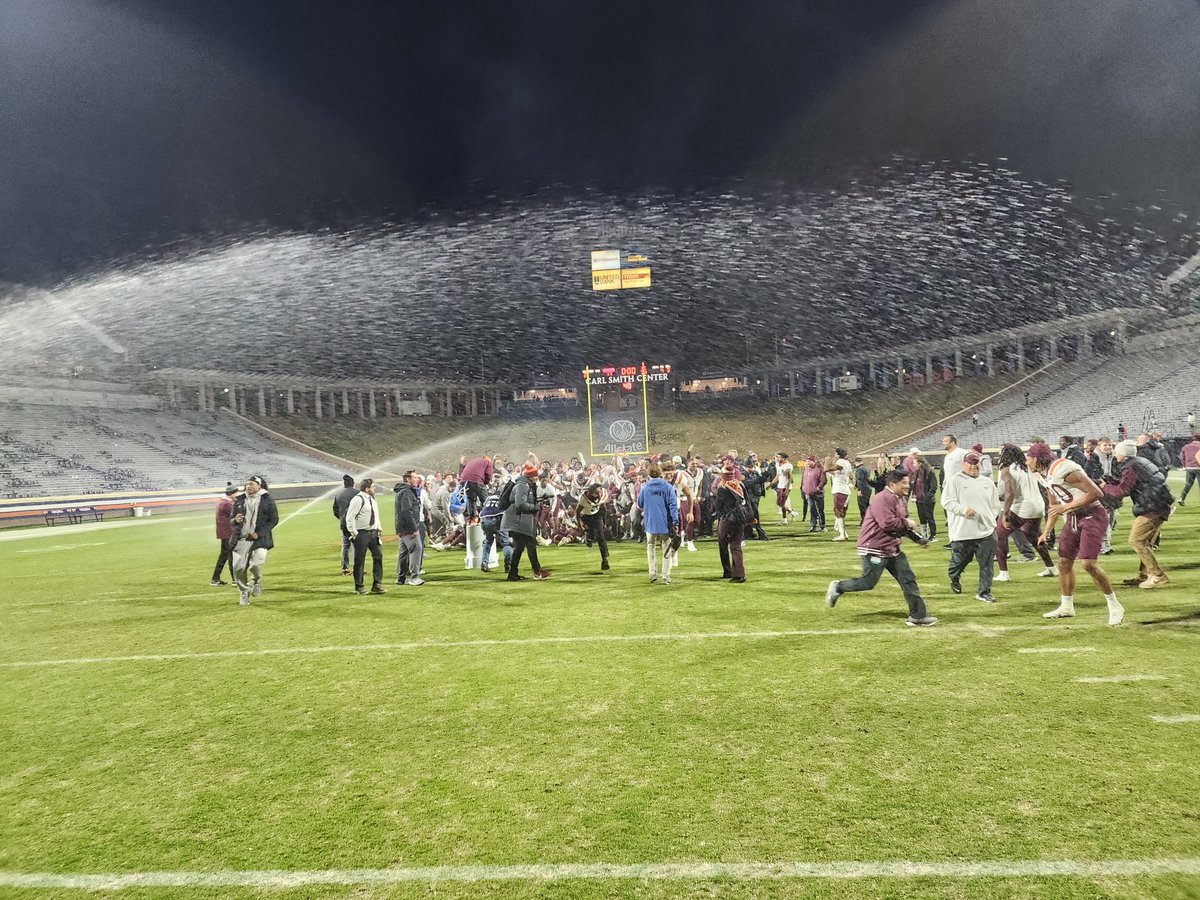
{"left": 941, "top": 450, "right": 1001, "bottom": 603}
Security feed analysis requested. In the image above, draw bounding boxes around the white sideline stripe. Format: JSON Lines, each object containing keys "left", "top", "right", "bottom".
{"left": 0, "top": 623, "right": 1057, "bottom": 669}
{"left": 0, "top": 517, "right": 188, "bottom": 542}
{"left": 1076, "top": 674, "right": 1168, "bottom": 683}
{"left": 1017, "top": 647, "right": 1097, "bottom": 654}
{"left": 3, "top": 858, "right": 1199, "bottom": 888}
{"left": 1150, "top": 714, "right": 1200, "bottom": 724}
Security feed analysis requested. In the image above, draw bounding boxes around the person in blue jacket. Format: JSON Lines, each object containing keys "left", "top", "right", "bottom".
{"left": 637, "top": 462, "right": 680, "bottom": 584}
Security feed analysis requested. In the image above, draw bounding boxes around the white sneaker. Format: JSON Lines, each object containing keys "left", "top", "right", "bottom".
{"left": 239, "top": 591, "right": 250, "bottom": 606}
{"left": 831, "top": 535, "right": 847, "bottom": 542}
{"left": 1107, "top": 600, "right": 1125, "bottom": 626}
{"left": 1037, "top": 567, "right": 1059, "bottom": 577}
{"left": 251, "top": 580, "right": 262, "bottom": 597}
{"left": 1043, "top": 605, "right": 1074, "bottom": 619}
{"left": 994, "top": 570, "right": 1010, "bottom": 582}
{"left": 687, "top": 541, "right": 697, "bottom": 552}
{"left": 649, "top": 574, "right": 658, "bottom": 583}
{"left": 661, "top": 576, "right": 671, "bottom": 585}
{"left": 825, "top": 580, "right": 841, "bottom": 607}
{"left": 406, "top": 577, "right": 425, "bottom": 586}
{"left": 1137, "top": 574, "right": 1169, "bottom": 589}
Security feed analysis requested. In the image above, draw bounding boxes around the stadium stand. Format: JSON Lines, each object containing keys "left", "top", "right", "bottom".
{"left": 0, "top": 405, "right": 341, "bottom": 499}
{"left": 930, "top": 340, "right": 1198, "bottom": 448}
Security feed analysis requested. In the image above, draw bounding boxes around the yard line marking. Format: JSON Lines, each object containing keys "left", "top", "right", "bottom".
{"left": 15, "top": 542, "right": 107, "bottom": 554}
{"left": 1076, "top": 674, "right": 1168, "bottom": 684}
{"left": 1017, "top": 647, "right": 1097, "bottom": 654}
{"left": 0, "top": 623, "right": 1061, "bottom": 669}
{"left": 2, "top": 857, "right": 1199, "bottom": 888}
{"left": 0, "top": 517, "right": 188, "bottom": 542}
{"left": 1150, "top": 714, "right": 1200, "bottom": 724}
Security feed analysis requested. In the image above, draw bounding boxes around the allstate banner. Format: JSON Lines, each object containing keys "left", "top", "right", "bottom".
{"left": 592, "top": 411, "right": 647, "bottom": 455}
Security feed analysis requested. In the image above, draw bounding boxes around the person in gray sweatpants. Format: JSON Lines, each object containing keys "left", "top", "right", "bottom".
{"left": 393, "top": 471, "right": 425, "bottom": 585}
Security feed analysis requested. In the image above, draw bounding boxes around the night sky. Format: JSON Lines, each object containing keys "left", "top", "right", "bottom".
{"left": 2, "top": 0, "right": 1199, "bottom": 284}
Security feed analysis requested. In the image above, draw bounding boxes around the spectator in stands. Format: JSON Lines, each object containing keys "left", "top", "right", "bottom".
{"left": 332, "top": 474, "right": 357, "bottom": 576}
{"left": 1180, "top": 433, "right": 1200, "bottom": 506}
{"left": 393, "top": 471, "right": 424, "bottom": 586}
{"left": 1188, "top": 412, "right": 1197, "bottom": 434}
{"left": 503, "top": 463, "right": 550, "bottom": 581}
{"left": 825, "top": 469, "right": 936, "bottom": 627}
{"left": 345, "top": 478, "right": 386, "bottom": 595}
{"left": 230, "top": 475, "right": 278, "bottom": 607}
{"left": 1027, "top": 443, "right": 1124, "bottom": 626}
{"left": 942, "top": 451, "right": 1001, "bottom": 603}
{"left": 1104, "top": 440, "right": 1175, "bottom": 590}
{"left": 209, "top": 482, "right": 238, "bottom": 586}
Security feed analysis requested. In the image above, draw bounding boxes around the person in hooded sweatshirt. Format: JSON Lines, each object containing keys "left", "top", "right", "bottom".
{"left": 332, "top": 474, "right": 358, "bottom": 575}
{"left": 230, "top": 475, "right": 278, "bottom": 606}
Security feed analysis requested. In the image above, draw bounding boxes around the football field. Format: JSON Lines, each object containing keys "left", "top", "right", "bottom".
{"left": 2, "top": 492, "right": 1198, "bottom": 899}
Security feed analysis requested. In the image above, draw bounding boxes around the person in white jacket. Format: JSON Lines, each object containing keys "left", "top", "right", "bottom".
{"left": 941, "top": 450, "right": 1001, "bottom": 603}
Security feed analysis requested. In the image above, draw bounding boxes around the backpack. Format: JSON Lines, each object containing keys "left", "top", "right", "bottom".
{"left": 449, "top": 484, "right": 467, "bottom": 516}
{"left": 723, "top": 488, "right": 753, "bottom": 525}
{"left": 498, "top": 479, "right": 518, "bottom": 511}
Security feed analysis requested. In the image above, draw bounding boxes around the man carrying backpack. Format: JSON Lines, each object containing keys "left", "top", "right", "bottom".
{"left": 714, "top": 463, "right": 750, "bottom": 582}
{"left": 1104, "top": 440, "right": 1175, "bottom": 590}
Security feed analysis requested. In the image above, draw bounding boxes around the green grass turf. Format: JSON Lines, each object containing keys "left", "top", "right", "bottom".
{"left": 1, "top": 484, "right": 1198, "bottom": 899}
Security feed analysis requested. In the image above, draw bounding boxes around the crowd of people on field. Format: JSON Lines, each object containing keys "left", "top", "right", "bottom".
{"left": 208, "top": 426, "right": 1198, "bottom": 626}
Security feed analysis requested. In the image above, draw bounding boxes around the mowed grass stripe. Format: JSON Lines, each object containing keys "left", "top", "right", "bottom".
{"left": 4, "top": 857, "right": 1200, "bottom": 888}
{"left": 0, "top": 622, "right": 1117, "bottom": 668}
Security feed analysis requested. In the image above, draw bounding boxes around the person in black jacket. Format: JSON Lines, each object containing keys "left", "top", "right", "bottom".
{"left": 741, "top": 456, "right": 771, "bottom": 541}
{"left": 1104, "top": 440, "right": 1175, "bottom": 589}
{"left": 393, "top": 471, "right": 425, "bottom": 585}
{"left": 714, "top": 464, "right": 748, "bottom": 582}
{"left": 230, "top": 475, "right": 278, "bottom": 606}
{"left": 853, "top": 456, "right": 872, "bottom": 522}
{"left": 332, "top": 474, "right": 358, "bottom": 576}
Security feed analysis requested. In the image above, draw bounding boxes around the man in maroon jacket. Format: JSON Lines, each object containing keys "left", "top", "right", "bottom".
{"left": 209, "top": 482, "right": 238, "bottom": 586}
{"left": 825, "top": 470, "right": 937, "bottom": 626}
{"left": 458, "top": 455, "right": 495, "bottom": 522}
{"left": 1180, "top": 433, "right": 1200, "bottom": 505}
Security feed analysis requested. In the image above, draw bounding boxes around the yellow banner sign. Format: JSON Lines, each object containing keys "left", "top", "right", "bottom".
{"left": 591, "top": 269, "right": 622, "bottom": 291}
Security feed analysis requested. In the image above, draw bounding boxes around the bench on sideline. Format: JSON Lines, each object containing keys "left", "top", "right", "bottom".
{"left": 44, "top": 506, "right": 105, "bottom": 526}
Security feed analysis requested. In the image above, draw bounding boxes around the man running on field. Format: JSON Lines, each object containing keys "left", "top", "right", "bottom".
{"left": 1026, "top": 442, "right": 1124, "bottom": 626}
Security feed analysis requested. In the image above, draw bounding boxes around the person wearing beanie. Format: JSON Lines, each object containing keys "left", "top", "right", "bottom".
{"left": 209, "top": 482, "right": 239, "bottom": 586}
{"left": 824, "top": 448, "right": 854, "bottom": 542}
{"left": 1026, "top": 443, "right": 1123, "bottom": 625}
{"left": 502, "top": 463, "right": 550, "bottom": 581}
{"left": 230, "top": 475, "right": 278, "bottom": 606}
{"left": 1102, "top": 440, "right": 1175, "bottom": 589}
{"left": 941, "top": 451, "right": 1001, "bottom": 603}
{"left": 332, "top": 474, "right": 360, "bottom": 575}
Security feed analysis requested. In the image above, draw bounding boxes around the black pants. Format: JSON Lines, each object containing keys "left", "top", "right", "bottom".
{"left": 836, "top": 551, "right": 928, "bottom": 620}
{"left": 211, "top": 539, "right": 234, "bottom": 582}
{"left": 948, "top": 534, "right": 995, "bottom": 595}
{"left": 718, "top": 518, "right": 745, "bottom": 578}
{"left": 352, "top": 530, "right": 383, "bottom": 589}
{"left": 583, "top": 511, "right": 609, "bottom": 561}
{"left": 857, "top": 491, "right": 870, "bottom": 523}
{"left": 916, "top": 499, "right": 937, "bottom": 539}
{"left": 747, "top": 499, "right": 769, "bottom": 539}
{"left": 1181, "top": 469, "right": 1199, "bottom": 502}
{"left": 808, "top": 492, "right": 826, "bottom": 529}
{"left": 464, "top": 481, "right": 487, "bottom": 520}
{"left": 509, "top": 532, "right": 541, "bottom": 578}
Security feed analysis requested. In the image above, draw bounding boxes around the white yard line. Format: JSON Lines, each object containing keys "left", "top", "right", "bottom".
{"left": 1150, "top": 714, "right": 1200, "bottom": 724}
{"left": 2, "top": 857, "right": 1199, "bottom": 889}
{"left": 1, "top": 623, "right": 1062, "bottom": 669}
{"left": 1017, "top": 647, "right": 1097, "bottom": 654}
{"left": 1076, "top": 674, "right": 1168, "bottom": 684}
{"left": 0, "top": 517, "right": 188, "bottom": 542}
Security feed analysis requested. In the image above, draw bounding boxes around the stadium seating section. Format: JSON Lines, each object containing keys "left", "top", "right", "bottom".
{"left": 934, "top": 342, "right": 1198, "bottom": 448}
{"left": 0, "top": 406, "right": 340, "bottom": 499}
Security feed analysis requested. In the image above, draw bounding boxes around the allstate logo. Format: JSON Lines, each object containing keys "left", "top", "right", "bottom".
{"left": 609, "top": 419, "right": 637, "bottom": 442}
